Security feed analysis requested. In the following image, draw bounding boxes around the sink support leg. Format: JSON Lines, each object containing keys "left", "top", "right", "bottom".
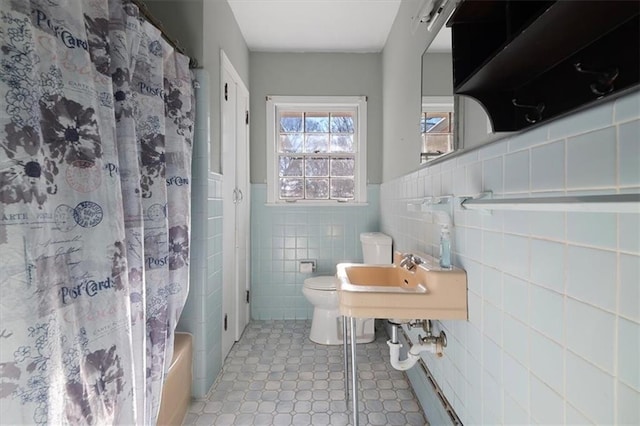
{"left": 350, "top": 316, "right": 359, "bottom": 426}
{"left": 343, "top": 316, "right": 349, "bottom": 402}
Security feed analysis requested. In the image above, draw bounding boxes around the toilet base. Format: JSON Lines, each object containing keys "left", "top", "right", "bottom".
{"left": 309, "top": 309, "right": 375, "bottom": 345}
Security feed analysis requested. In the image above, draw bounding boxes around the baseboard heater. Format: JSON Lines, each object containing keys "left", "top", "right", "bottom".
{"left": 395, "top": 324, "right": 463, "bottom": 425}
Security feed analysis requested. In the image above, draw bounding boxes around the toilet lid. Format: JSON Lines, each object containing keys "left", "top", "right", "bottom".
{"left": 303, "top": 276, "right": 337, "bottom": 290}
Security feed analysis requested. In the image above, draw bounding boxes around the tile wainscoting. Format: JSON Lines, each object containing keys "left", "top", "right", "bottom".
{"left": 380, "top": 91, "right": 639, "bottom": 424}
{"left": 250, "top": 185, "right": 381, "bottom": 320}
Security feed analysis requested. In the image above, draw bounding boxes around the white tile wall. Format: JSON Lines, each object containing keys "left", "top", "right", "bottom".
{"left": 529, "top": 330, "right": 563, "bottom": 393}
{"left": 250, "top": 185, "right": 381, "bottom": 320}
{"left": 530, "top": 238, "right": 564, "bottom": 291}
{"left": 620, "top": 253, "right": 640, "bottom": 321}
{"left": 482, "top": 266, "right": 502, "bottom": 307}
{"left": 504, "top": 150, "right": 530, "bottom": 193}
{"left": 567, "top": 127, "right": 617, "bottom": 189}
{"left": 566, "top": 298, "right": 616, "bottom": 373}
{"left": 567, "top": 212, "right": 617, "bottom": 249}
{"left": 503, "top": 274, "right": 528, "bottom": 322}
{"left": 531, "top": 140, "right": 565, "bottom": 191}
{"left": 502, "top": 352, "right": 528, "bottom": 410}
{"left": 380, "top": 91, "right": 640, "bottom": 424}
{"left": 504, "top": 234, "right": 530, "bottom": 278}
{"left": 566, "top": 351, "right": 615, "bottom": 424}
{"left": 619, "top": 120, "right": 640, "bottom": 186}
{"left": 528, "top": 211, "right": 564, "bottom": 239}
{"left": 504, "top": 393, "right": 529, "bottom": 424}
{"left": 530, "top": 376, "right": 564, "bottom": 424}
{"left": 620, "top": 214, "right": 640, "bottom": 254}
{"left": 566, "top": 246, "right": 617, "bottom": 311}
{"left": 618, "top": 317, "right": 640, "bottom": 391}
{"left": 530, "top": 286, "right": 563, "bottom": 342}
{"left": 618, "top": 382, "right": 640, "bottom": 425}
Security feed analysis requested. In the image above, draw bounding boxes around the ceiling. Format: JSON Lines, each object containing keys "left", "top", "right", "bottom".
{"left": 227, "top": 0, "right": 403, "bottom": 52}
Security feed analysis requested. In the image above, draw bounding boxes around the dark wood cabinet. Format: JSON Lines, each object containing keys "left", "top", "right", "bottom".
{"left": 447, "top": 0, "right": 640, "bottom": 132}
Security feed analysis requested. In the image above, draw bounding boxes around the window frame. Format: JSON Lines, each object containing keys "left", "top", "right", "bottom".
{"left": 420, "top": 96, "right": 454, "bottom": 163}
{"left": 266, "top": 95, "right": 367, "bottom": 205}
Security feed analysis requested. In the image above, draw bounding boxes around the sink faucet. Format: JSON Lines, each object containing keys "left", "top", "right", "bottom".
{"left": 399, "top": 253, "right": 423, "bottom": 271}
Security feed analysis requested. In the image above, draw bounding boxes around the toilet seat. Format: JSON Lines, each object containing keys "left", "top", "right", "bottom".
{"left": 303, "top": 276, "right": 337, "bottom": 291}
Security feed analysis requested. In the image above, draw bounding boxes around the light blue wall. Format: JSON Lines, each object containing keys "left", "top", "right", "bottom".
{"left": 381, "top": 91, "right": 640, "bottom": 425}
{"left": 380, "top": 1, "right": 639, "bottom": 422}
{"left": 250, "top": 185, "right": 381, "bottom": 319}
{"left": 178, "top": 173, "right": 223, "bottom": 398}
{"left": 177, "top": 70, "right": 225, "bottom": 398}
{"left": 172, "top": 0, "right": 250, "bottom": 397}
{"left": 247, "top": 51, "right": 385, "bottom": 320}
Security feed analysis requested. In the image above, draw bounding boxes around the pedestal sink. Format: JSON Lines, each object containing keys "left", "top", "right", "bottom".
{"left": 336, "top": 252, "right": 467, "bottom": 321}
{"left": 337, "top": 252, "right": 468, "bottom": 426}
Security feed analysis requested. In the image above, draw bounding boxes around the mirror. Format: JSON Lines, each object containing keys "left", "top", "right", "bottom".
{"left": 418, "top": 0, "right": 505, "bottom": 164}
{"left": 420, "top": 24, "right": 455, "bottom": 163}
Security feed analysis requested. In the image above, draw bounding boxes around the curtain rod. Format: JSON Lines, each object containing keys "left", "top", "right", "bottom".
{"left": 460, "top": 193, "right": 640, "bottom": 214}
{"left": 130, "top": 0, "right": 199, "bottom": 68}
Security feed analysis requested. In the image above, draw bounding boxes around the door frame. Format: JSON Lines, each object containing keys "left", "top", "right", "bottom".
{"left": 220, "top": 50, "right": 250, "bottom": 359}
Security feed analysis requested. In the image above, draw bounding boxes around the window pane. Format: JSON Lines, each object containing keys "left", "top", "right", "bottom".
{"left": 422, "top": 134, "right": 453, "bottom": 155}
{"left": 305, "top": 178, "right": 329, "bottom": 199}
{"left": 330, "top": 135, "right": 354, "bottom": 152}
{"left": 305, "top": 157, "right": 329, "bottom": 177}
{"left": 330, "top": 178, "right": 354, "bottom": 199}
{"left": 305, "top": 112, "right": 329, "bottom": 132}
{"left": 279, "top": 156, "right": 304, "bottom": 177}
{"left": 269, "top": 98, "right": 365, "bottom": 203}
{"left": 305, "top": 134, "right": 329, "bottom": 153}
{"left": 280, "top": 112, "right": 303, "bottom": 132}
{"left": 279, "top": 134, "right": 303, "bottom": 153}
{"left": 330, "top": 112, "right": 354, "bottom": 133}
{"left": 422, "top": 112, "right": 451, "bottom": 133}
{"left": 330, "top": 158, "right": 354, "bottom": 177}
{"left": 280, "top": 178, "right": 303, "bottom": 198}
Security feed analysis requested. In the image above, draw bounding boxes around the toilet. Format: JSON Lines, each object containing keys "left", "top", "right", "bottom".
{"left": 302, "top": 232, "right": 393, "bottom": 345}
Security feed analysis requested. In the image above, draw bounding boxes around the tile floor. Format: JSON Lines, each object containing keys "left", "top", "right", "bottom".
{"left": 183, "top": 320, "right": 428, "bottom": 425}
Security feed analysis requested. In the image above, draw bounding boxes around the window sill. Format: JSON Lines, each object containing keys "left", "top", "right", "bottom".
{"left": 264, "top": 201, "right": 369, "bottom": 207}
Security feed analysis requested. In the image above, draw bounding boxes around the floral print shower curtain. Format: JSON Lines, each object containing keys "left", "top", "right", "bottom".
{"left": 0, "top": 0, "right": 194, "bottom": 424}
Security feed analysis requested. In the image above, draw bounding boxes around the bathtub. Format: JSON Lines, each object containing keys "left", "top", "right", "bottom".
{"left": 157, "top": 332, "right": 193, "bottom": 425}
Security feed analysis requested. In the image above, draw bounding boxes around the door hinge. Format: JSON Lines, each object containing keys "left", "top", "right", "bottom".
{"left": 245, "top": 110, "right": 249, "bottom": 125}
{"left": 224, "top": 83, "right": 228, "bottom": 101}
{"left": 224, "top": 314, "right": 228, "bottom": 331}
{"left": 246, "top": 290, "right": 250, "bottom": 303}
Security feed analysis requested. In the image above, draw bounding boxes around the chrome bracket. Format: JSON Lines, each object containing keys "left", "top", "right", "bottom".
{"left": 459, "top": 191, "right": 493, "bottom": 215}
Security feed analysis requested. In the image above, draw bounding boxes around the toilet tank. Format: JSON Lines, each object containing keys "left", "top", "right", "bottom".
{"left": 360, "top": 232, "right": 392, "bottom": 264}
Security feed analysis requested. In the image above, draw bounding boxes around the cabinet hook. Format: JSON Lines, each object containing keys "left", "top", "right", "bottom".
{"left": 511, "top": 98, "right": 545, "bottom": 124}
{"left": 574, "top": 62, "right": 619, "bottom": 97}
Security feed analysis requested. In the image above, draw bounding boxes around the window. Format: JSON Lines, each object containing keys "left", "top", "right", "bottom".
{"left": 420, "top": 96, "right": 454, "bottom": 163}
{"left": 266, "top": 96, "right": 367, "bottom": 204}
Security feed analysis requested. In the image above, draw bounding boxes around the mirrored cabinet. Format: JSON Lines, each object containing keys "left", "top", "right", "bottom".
{"left": 419, "top": 0, "right": 459, "bottom": 163}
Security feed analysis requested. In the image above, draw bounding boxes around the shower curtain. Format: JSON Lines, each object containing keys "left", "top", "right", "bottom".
{"left": 0, "top": 0, "right": 194, "bottom": 424}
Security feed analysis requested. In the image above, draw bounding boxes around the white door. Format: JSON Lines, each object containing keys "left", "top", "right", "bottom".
{"left": 234, "top": 85, "right": 250, "bottom": 339}
{"left": 221, "top": 64, "right": 236, "bottom": 360}
{"left": 220, "top": 51, "right": 250, "bottom": 360}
